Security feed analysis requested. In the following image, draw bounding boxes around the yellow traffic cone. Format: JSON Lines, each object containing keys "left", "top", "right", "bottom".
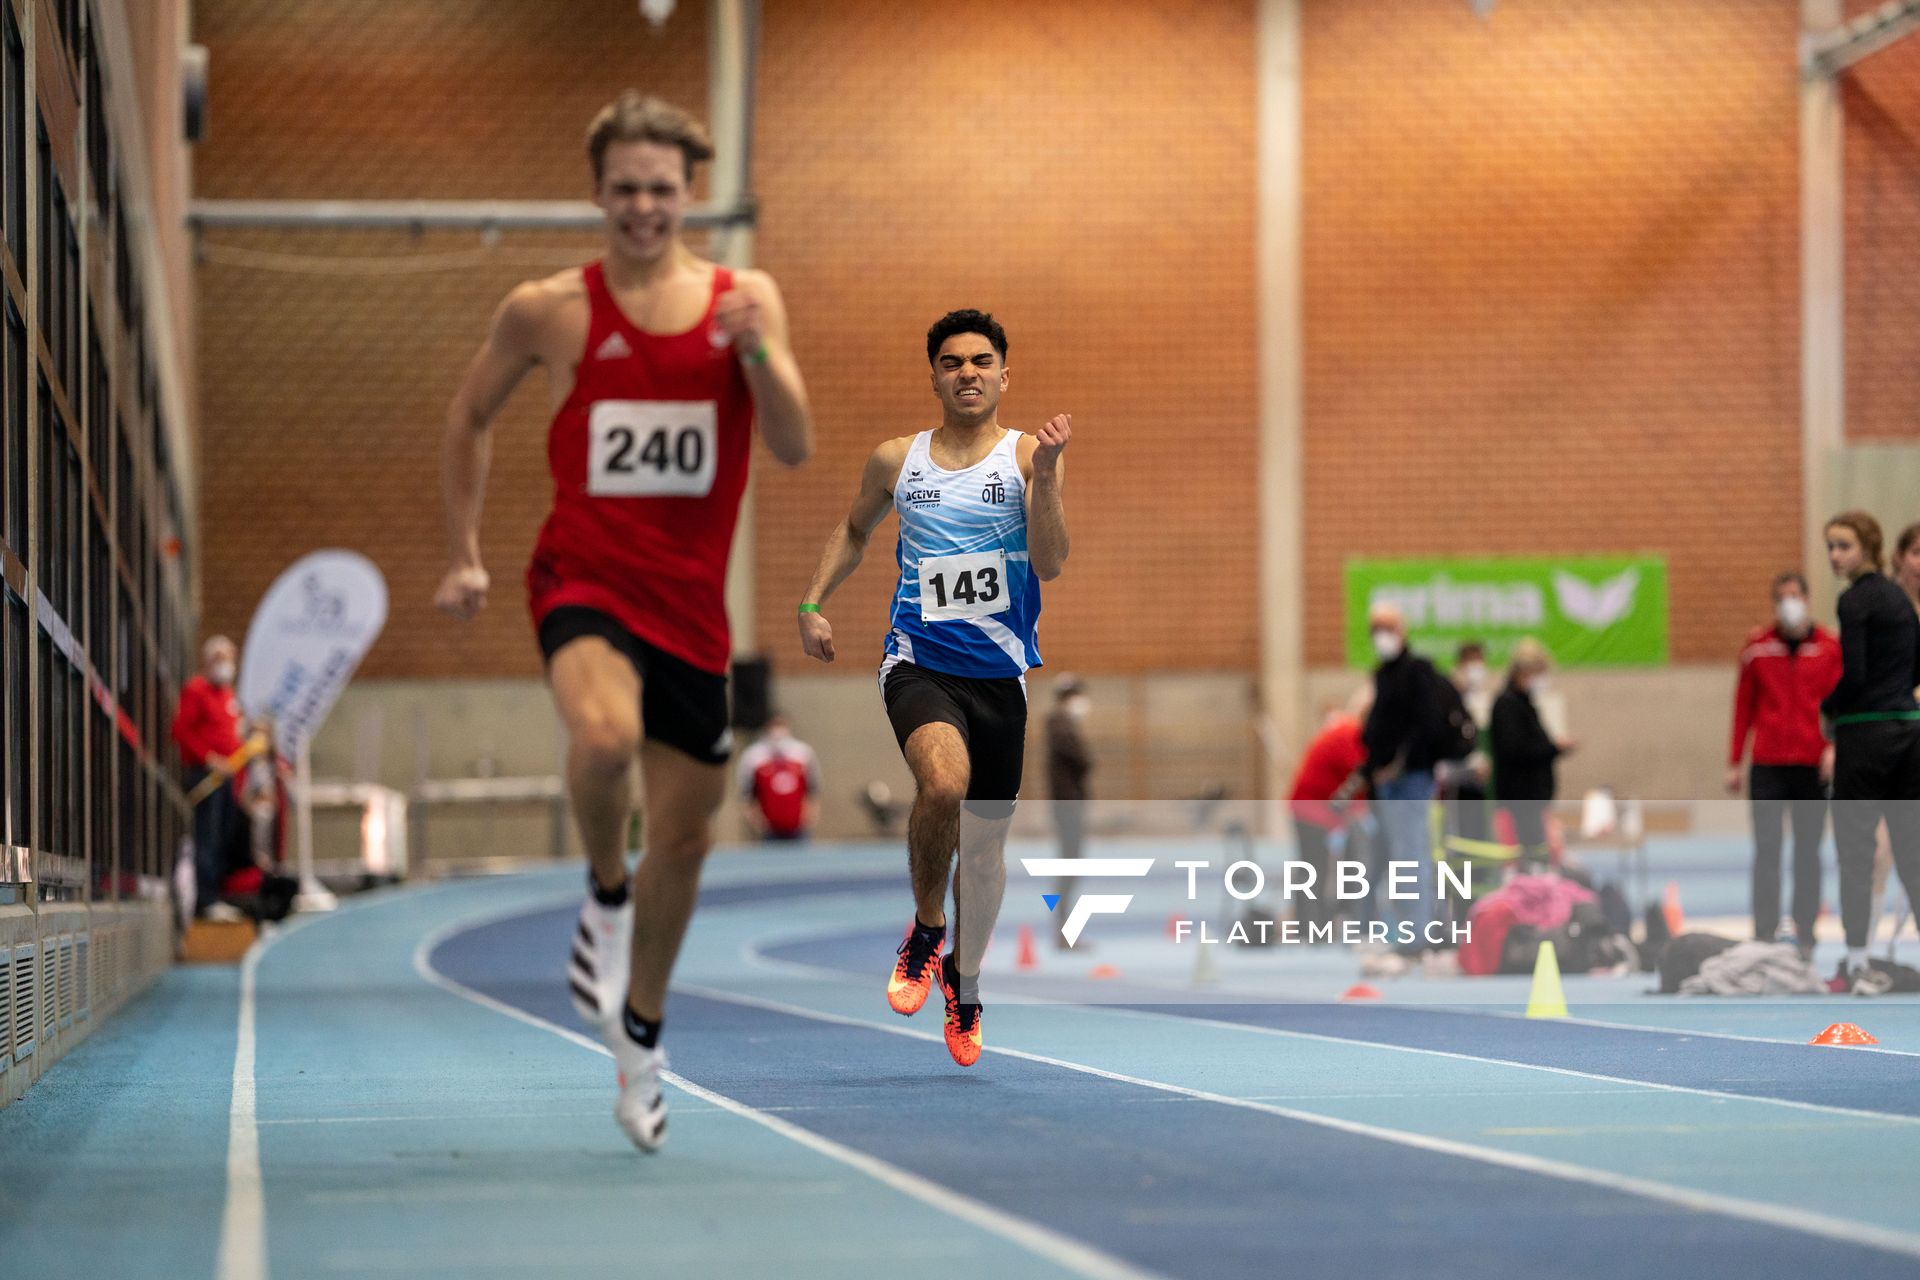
{"left": 1526, "top": 939, "right": 1568, "bottom": 1019}
{"left": 1191, "top": 940, "right": 1218, "bottom": 985}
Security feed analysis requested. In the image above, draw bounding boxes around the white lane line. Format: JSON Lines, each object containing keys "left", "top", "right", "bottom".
{"left": 741, "top": 935, "right": 1920, "bottom": 1126}
{"left": 211, "top": 879, "right": 493, "bottom": 1280}
{"left": 215, "top": 916, "right": 319, "bottom": 1280}
{"left": 726, "top": 896, "right": 1920, "bottom": 1060}
{"left": 663, "top": 978, "right": 1920, "bottom": 1263}
{"left": 1089, "top": 1005, "right": 1920, "bottom": 1128}
{"left": 215, "top": 938, "right": 267, "bottom": 1280}
{"left": 410, "top": 917, "right": 1163, "bottom": 1280}
{"left": 1449, "top": 1004, "right": 1920, "bottom": 1058}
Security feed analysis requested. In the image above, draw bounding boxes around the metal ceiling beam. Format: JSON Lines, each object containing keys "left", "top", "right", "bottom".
{"left": 1803, "top": 0, "right": 1920, "bottom": 77}
{"left": 188, "top": 198, "right": 754, "bottom": 232}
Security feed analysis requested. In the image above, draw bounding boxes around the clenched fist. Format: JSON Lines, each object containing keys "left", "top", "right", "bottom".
{"left": 435, "top": 563, "right": 490, "bottom": 621}
{"left": 798, "top": 609, "right": 836, "bottom": 663}
{"left": 1034, "top": 413, "right": 1071, "bottom": 470}
{"left": 712, "top": 285, "right": 767, "bottom": 359}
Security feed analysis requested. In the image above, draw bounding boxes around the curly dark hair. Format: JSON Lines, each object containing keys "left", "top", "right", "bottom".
{"left": 925, "top": 309, "right": 1008, "bottom": 365}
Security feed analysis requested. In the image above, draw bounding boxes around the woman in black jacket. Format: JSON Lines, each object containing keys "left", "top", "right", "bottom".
{"left": 1489, "top": 637, "right": 1576, "bottom": 862}
{"left": 1822, "top": 511, "right": 1920, "bottom": 995}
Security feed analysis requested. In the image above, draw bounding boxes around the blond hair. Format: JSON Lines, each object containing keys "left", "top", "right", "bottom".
{"left": 1508, "top": 636, "right": 1551, "bottom": 675}
{"left": 586, "top": 91, "right": 714, "bottom": 183}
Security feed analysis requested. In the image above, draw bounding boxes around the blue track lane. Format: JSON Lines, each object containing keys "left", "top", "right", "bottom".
{"left": 8, "top": 855, "right": 1919, "bottom": 1280}
{"left": 761, "top": 923, "right": 1920, "bottom": 1116}
{"left": 432, "top": 901, "right": 1920, "bottom": 1280}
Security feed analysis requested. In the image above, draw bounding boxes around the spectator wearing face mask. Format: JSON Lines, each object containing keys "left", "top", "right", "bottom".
{"left": 1361, "top": 604, "right": 1448, "bottom": 948}
{"left": 1727, "top": 571, "right": 1840, "bottom": 953}
{"left": 1453, "top": 640, "right": 1493, "bottom": 731}
{"left": 171, "top": 636, "right": 247, "bottom": 914}
{"left": 1489, "top": 637, "right": 1577, "bottom": 862}
{"left": 1046, "top": 676, "right": 1094, "bottom": 946}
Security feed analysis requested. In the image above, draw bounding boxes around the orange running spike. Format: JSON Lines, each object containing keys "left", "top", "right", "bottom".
{"left": 1809, "top": 1022, "right": 1878, "bottom": 1047}
{"left": 1341, "top": 983, "right": 1383, "bottom": 1001}
{"left": 1016, "top": 925, "right": 1038, "bottom": 971}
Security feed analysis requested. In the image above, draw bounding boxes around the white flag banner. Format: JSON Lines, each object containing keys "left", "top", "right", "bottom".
{"left": 237, "top": 551, "right": 388, "bottom": 755}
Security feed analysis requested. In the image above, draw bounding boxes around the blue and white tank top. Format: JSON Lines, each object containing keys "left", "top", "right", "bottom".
{"left": 880, "top": 429, "right": 1042, "bottom": 681}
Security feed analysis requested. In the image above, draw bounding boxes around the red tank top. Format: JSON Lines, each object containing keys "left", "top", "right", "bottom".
{"left": 527, "top": 261, "right": 753, "bottom": 674}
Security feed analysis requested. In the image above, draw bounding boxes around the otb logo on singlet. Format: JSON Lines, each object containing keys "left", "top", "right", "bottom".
{"left": 982, "top": 471, "right": 1006, "bottom": 504}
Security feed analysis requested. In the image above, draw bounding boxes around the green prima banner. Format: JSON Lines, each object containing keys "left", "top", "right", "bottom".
{"left": 1344, "top": 556, "right": 1669, "bottom": 669}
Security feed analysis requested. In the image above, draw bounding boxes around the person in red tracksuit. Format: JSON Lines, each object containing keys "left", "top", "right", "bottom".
{"left": 171, "top": 636, "right": 247, "bottom": 914}
{"left": 434, "top": 92, "right": 815, "bottom": 1152}
{"left": 1727, "top": 571, "right": 1842, "bottom": 953}
{"left": 735, "top": 714, "right": 820, "bottom": 842}
{"left": 1289, "top": 694, "right": 1372, "bottom": 933}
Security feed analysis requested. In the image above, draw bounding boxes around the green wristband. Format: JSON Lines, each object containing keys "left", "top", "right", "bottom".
{"left": 797, "top": 603, "right": 821, "bottom": 614}
{"left": 747, "top": 344, "right": 771, "bottom": 366}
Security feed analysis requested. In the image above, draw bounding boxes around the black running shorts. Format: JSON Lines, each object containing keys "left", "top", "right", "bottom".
{"left": 538, "top": 607, "right": 732, "bottom": 766}
{"left": 881, "top": 660, "right": 1027, "bottom": 817}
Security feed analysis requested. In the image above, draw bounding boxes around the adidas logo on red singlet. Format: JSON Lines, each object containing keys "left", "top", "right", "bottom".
{"left": 594, "top": 332, "right": 633, "bottom": 361}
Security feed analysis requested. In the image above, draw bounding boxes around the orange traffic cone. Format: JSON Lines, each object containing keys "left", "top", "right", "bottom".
{"left": 1662, "top": 881, "right": 1685, "bottom": 937}
{"left": 1809, "top": 1022, "right": 1878, "bottom": 1047}
{"left": 1016, "top": 925, "right": 1038, "bottom": 971}
{"left": 1341, "top": 983, "right": 1383, "bottom": 1001}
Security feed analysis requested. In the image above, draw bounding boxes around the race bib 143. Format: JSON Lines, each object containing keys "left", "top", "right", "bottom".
{"left": 918, "top": 550, "right": 1008, "bottom": 622}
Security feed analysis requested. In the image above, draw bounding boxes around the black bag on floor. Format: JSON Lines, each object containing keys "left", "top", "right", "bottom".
{"left": 1658, "top": 931, "right": 1739, "bottom": 995}
{"left": 1498, "top": 923, "right": 1541, "bottom": 975}
{"left": 1596, "top": 882, "right": 1632, "bottom": 936}
{"left": 1867, "top": 958, "right": 1920, "bottom": 993}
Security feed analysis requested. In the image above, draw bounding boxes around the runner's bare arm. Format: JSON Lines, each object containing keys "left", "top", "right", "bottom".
{"left": 435, "top": 283, "right": 546, "bottom": 620}
{"left": 797, "top": 440, "right": 907, "bottom": 663}
{"left": 1024, "top": 415, "right": 1071, "bottom": 581}
{"left": 716, "top": 269, "right": 813, "bottom": 467}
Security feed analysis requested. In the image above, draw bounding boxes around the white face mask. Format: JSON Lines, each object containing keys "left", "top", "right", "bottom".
{"left": 1370, "top": 630, "right": 1404, "bottom": 662}
{"left": 1461, "top": 662, "right": 1487, "bottom": 693}
{"left": 1775, "top": 596, "right": 1809, "bottom": 631}
{"left": 209, "top": 660, "right": 236, "bottom": 686}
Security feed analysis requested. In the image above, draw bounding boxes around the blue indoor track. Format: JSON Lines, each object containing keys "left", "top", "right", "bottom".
{"left": 4, "top": 844, "right": 1919, "bottom": 1280}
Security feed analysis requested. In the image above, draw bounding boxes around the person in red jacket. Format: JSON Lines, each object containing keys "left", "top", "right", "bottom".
{"left": 171, "top": 636, "right": 247, "bottom": 914}
{"left": 735, "top": 714, "right": 820, "bottom": 842}
{"left": 1289, "top": 690, "right": 1373, "bottom": 932}
{"left": 1727, "top": 572, "right": 1842, "bottom": 953}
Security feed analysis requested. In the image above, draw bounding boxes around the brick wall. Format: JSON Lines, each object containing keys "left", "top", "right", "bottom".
{"left": 747, "top": 0, "right": 1259, "bottom": 677}
{"left": 190, "top": 0, "right": 1258, "bottom": 680}
{"left": 1301, "top": 0, "right": 1803, "bottom": 667}
{"left": 192, "top": 2, "right": 1903, "bottom": 688}
{"left": 192, "top": 0, "right": 707, "bottom": 677}
{"left": 1844, "top": 31, "right": 1920, "bottom": 444}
